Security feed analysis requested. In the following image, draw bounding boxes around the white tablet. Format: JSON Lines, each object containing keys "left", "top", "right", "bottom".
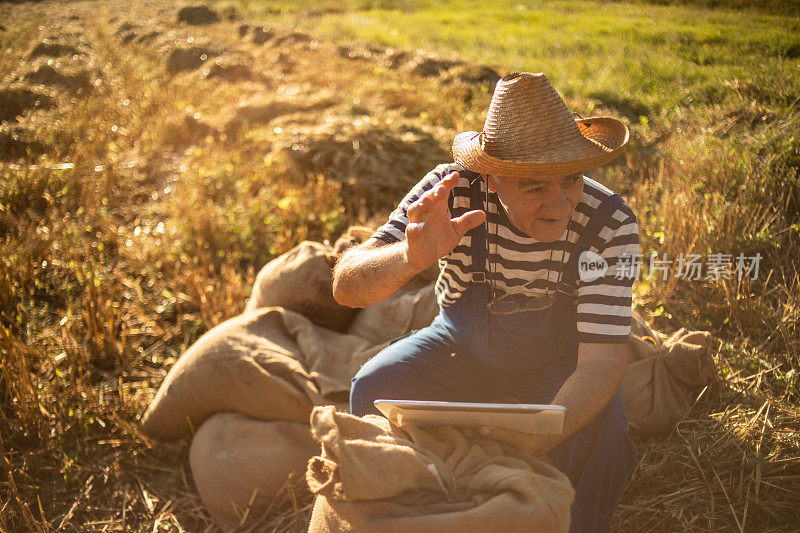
{"left": 373, "top": 399, "right": 566, "bottom": 435}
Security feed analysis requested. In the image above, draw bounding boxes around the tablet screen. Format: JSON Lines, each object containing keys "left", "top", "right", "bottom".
{"left": 375, "top": 399, "right": 564, "bottom": 414}
{"left": 373, "top": 399, "right": 566, "bottom": 435}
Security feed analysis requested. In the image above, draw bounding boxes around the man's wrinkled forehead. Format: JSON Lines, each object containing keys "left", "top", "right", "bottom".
{"left": 502, "top": 172, "right": 583, "bottom": 188}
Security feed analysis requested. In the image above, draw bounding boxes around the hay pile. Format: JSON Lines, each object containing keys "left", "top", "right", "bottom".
{"left": 280, "top": 117, "right": 448, "bottom": 212}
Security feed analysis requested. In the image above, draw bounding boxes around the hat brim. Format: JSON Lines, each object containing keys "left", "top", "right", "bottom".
{"left": 452, "top": 117, "right": 629, "bottom": 178}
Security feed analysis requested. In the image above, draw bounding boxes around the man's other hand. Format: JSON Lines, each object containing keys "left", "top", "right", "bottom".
{"left": 466, "top": 425, "right": 547, "bottom": 456}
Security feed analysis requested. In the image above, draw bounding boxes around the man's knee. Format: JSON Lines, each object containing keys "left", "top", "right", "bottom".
{"left": 550, "top": 393, "right": 636, "bottom": 486}
{"left": 593, "top": 394, "right": 637, "bottom": 475}
{"left": 565, "top": 395, "right": 637, "bottom": 532}
{"left": 350, "top": 365, "right": 386, "bottom": 416}
{"left": 350, "top": 352, "right": 419, "bottom": 416}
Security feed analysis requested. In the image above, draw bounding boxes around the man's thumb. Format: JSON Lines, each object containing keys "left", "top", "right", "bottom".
{"left": 452, "top": 210, "right": 486, "bottom": 236}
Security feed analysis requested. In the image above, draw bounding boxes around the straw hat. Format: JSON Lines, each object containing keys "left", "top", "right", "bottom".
{"left": 452, "top": 72, "right": 629, "bottom": 178}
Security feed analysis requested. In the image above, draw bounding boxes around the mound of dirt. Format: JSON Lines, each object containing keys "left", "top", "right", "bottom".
{"left": 0, "top": 127, "right": 46, "bottom": 161}
{"left": 273, "top": 51, "right": 295, "bottom": 74}
{"left": 115, "top": 22, "right": 137, "bottom": 34}
{"left": 177, "top": 5, "right": 220, "bottom": 25}
{"left": 249, "top": 26, "right": 275, "bottom": 45}
{"left": 219, "top": 5, "right": 239, "bottom": 21}
{"left": 119, "top": 31, "right": 137, "bottom": 44}
{"left": 165, "top": 46, "right": 217, "bottom": 74}
{"left": 223, "top": 97, "right": 337, "bottom": 140}
{"left": 445, "top": 64, "right": 501, "bottom": 88}
{"left": 115, "top": 22, "right": 137, "bottom": 43}
{"left": 202, "top": 60, "right": 253, "bottom": 82}
{"left": 382, "top": 50, "right": 412, "bottom": 70}
{"left": 0, "top": 88, "right": 55, "bottom": 123}
{"left": 117, "top": 22, "right": 163, "bottom": 45}
{"left": 234, "top": 101, "right": 303, "bottom": 124}
{"left": 272, "top": 31, "right": 312, "bottom": 48}
{"left": 163, "top": 112, "right": 218, "bottom": 148}
{"left": 28, "top": 41, "right": 81, "bottom": 59}
{"left": 336, "top": 44, "right": 389, "bottom": 62}
{"left": 23, "top": 65, "right": 92, "bottom": 91}
{"left": 135, "top": 30, "right": 162, "bottom": 44}
{"left": 407, "top": 55, "right": 461, "bottom": 77}
{"left": 337, "top": 44, "right": 474, "bottom": 77}
{"left": 337, "top": 45, "right": 410, "bottom": 70}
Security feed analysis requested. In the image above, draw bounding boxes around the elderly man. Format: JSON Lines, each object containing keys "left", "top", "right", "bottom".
{"left": 333, "top": 72, "right": 639, "bottom": 532}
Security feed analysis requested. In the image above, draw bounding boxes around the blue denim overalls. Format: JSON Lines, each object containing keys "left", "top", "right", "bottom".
{"left": 351, "top": 171, "right": 637, "bottom": 532}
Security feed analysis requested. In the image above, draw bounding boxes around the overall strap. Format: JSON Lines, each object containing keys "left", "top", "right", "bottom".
{"left": 561, "top": 193, "right": 625, "bottom": 292}
{"left": 466, "top": 171, "right": 490, "bottom": 354}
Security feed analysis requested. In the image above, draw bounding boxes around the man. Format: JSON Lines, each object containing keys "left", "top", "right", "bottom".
{"left": 333, "top": 72, "right": 639, "bottom": 532}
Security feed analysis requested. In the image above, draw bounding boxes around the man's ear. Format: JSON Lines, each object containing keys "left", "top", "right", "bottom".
{"left": 485, "top": 174, "right": 498, "bottom": 193}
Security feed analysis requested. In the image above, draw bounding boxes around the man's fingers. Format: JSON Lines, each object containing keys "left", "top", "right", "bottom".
{"left": 436, "top": 171, "right": 460, "bottom": 195}
{"left": 420, "top": 171, "right": 459, "bottom": 205}
{"left": 408, "top": 175, "right": 456, "bottom": 223}
{"left": 451, "top": 209, "right": 486, "bottom": 236}
{"left": 425, "top": 172, "right": 459, "bottom": 203}
{"left": 476, "top": 425, "right": 537, "bottom": 454}
{"left": 407, "top": 196, "right": 431, "bottom": 223}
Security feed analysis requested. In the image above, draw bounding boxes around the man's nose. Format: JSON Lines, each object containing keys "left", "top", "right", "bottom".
{"left": 540, "top": 187, "right": 570, "bottom": 211}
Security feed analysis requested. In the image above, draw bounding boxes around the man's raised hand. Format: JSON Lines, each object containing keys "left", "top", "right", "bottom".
{"left": 403, "top": 171, "right": 486, "bottom": 273}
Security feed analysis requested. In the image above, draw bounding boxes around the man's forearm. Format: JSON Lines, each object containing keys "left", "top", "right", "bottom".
{"left": 332, "top": 240, "right": 422, "bottom": 308}
{"left": 535, "top": 358, "right": 624, "bottom": 453}
{"left": 514, "top": 342, "right": 626, "bottom": 456}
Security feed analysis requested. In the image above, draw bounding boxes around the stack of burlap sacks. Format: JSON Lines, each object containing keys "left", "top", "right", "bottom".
{"left": 140, "top": 227, "right": 717, "bottom": 531}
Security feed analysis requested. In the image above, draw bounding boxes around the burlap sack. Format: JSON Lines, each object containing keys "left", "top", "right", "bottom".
{"left": 306, "top": 406, "right": 574, "bottom": 533}
{"left": 280, "top": 310, "right": 383, "bottom": 401}
{"left": 246, "top": 240, "right": 357, "bottom": 332}
{"left": 620, "top": 311, "right": 716, "bottom": 436}
{"left": 283, "top": 279, "right": 438, "bottom": 399}
{"left": 332, "top": 225, "right": 376, "bottom": 256}
{"left": 140, "top": 307, "right": 321, "bottom": 440}
{"left": 346, "top": 280, "right": 439, "bottom": 345}
{"left": 140, "top": 303, "right": 399, "bottom": 441}
{"left": 189, "top": 413, "right": 320, "bottom": 531}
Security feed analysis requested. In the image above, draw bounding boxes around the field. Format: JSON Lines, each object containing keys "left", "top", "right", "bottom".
{"left": 1, "top": 0, "right": 798, "bottom": 530}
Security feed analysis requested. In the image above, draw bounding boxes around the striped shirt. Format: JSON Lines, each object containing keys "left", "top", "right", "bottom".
{"left": 372, "top": 163, "right": 640, "bottom": 343}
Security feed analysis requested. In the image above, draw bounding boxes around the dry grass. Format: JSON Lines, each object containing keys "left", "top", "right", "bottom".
{"left": 1, "top": 0, "right": 798, "bottom": 531}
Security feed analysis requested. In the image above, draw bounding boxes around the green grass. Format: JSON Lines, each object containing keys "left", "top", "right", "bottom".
{"left": 230, "top": 0, "right": 800, "bottom": 119}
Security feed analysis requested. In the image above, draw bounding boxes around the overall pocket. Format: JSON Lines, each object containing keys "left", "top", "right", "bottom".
{"left": 487, "top": 305, "right": 554, "bottom": 340}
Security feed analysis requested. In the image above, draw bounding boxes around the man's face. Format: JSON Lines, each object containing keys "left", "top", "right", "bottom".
{"left": 486, "top": 172, "right": 584, "bottom": 242}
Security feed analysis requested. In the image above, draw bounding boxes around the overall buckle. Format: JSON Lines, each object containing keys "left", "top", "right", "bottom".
{"left": 470, "top": 272, "right": 487, "bottom": 283}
